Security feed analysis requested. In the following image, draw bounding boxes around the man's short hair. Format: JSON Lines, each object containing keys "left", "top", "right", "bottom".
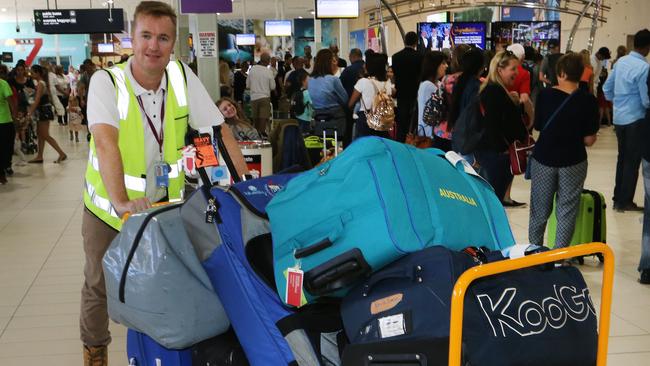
{"left": 634, "top": 29, "right": 650, "bottom": 49}
{"left": 404, "top": 32, "right": 418, "bottom": 47}
{"left": 134, "top": 1, "right": 177, "bottom": 29}
{"left": 349, "top": 48, "right": 362, "bottom": 60}
{"left": 556, "top": 53, "right": 584, "bottom": 83}
{"left": 260, "top": 52, "right": 271, "bottom": 64}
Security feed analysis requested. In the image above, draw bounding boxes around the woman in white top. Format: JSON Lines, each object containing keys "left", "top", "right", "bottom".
{"left": 417, "top": 51, "right": 448, "bottom": 140}
{"left": 53, "top": 65, "right": 70, "bottom": 125}
{"left": 348, "top": 53, "right": 393, "bottom": 139}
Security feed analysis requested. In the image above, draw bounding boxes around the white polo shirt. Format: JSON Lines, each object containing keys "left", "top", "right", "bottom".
{"left": 88, "top": 58, "right": 223, "bottom": 201}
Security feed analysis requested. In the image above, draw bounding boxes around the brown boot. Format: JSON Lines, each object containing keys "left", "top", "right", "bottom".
{"left": 83, "top": 345, "right": 108, "bottom": 366}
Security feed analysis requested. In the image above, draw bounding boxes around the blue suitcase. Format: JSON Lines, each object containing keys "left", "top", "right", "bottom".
{"left": 127, "top": 329, "right": 192, "bottom": 366}
{"left": 268, "top": 137, "right": 515, "bottom": 305}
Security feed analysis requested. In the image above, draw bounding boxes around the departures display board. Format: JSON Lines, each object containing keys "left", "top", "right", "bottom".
{"left": 34, "top": 9, "right": 125, "bottom": 34}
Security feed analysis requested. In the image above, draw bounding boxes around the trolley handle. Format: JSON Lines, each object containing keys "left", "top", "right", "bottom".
{"left": 448, "top": 242, "right": 614, "bottom": 366}
{"left": 121, "top": 202, "right": 171, "bottom": 223}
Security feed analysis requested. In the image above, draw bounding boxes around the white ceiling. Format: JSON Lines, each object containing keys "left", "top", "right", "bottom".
{"left": 0, "top": 0, "right": 377, "bottom": 25}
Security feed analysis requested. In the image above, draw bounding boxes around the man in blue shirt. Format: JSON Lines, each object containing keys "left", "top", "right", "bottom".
{"left": 604, "top": 29, "right": 650, "bottom": 213}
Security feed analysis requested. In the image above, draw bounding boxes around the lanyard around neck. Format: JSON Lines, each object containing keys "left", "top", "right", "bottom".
{"left": 136, "top": 91, "right": 166, "bottom": 155}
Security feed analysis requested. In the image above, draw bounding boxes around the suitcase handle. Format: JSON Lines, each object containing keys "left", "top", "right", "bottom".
{"left": 290, "top": 211, "right": 352, "bottom": 259}
{"left": 364, "top": 353, "right": 427, "bottom": 365}
{"left": 304, "top": 248, "right": 371, "bottom": 295}
{"left": 363, "top": 266, "right": 422, "bottom": 296}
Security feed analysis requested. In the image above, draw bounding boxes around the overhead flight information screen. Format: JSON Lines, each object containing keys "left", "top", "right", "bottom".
{"left": 34, "top": 9, "right": 125, "bottom": 34}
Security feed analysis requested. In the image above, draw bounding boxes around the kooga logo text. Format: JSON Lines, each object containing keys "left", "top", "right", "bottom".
{"left": 476, "top": 285, "right": 596, "bottom": 338}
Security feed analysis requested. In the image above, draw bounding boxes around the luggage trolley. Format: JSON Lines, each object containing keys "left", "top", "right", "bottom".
{"left": 448, "top": 243, "right": 614, "bottom": 366}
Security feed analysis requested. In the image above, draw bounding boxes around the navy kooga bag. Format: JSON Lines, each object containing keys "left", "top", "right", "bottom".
{"left": 341, "top": 246, "right": 598, "bottom": 366}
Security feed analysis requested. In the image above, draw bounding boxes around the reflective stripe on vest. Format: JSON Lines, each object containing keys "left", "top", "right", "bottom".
{"left": 166, "top": 62, "right": 188, "bottom": 107}
{"left": 88, "top": 150, "right": 146, "bottom": 193}
{"left": 111, "top": 67, "right": 130, "bottom": 120}
{"left": 85, "top": 180, "right": 119, "bottom": 218}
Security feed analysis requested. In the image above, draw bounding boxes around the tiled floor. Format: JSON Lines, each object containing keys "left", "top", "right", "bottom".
{"left": 0, "top": 125, "right": 648, "bottom": 365}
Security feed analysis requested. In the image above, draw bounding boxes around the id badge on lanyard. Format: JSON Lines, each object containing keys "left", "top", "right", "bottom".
{"left": 137, "top": 93, "right": 168, "bottom": 188}
{"left": 154, "top": 161, "right": 171, "bottom": 187}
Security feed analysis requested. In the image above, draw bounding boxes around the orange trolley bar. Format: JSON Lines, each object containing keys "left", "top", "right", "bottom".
{"left": 448, "top": 243, "right": 614, "bottom": 366}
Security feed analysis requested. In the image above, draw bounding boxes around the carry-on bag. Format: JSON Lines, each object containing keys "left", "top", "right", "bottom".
{"left": 103, "top": 196, "right": 229, "bottom": 349}
{"left": 268, "top": 137, "right": 515, "bottom": 305}
{"left": 341, "top": 245, "right": 599, "bottom": 366}
{"left": 547, "top": 189, "right": 607, "bottom": 262}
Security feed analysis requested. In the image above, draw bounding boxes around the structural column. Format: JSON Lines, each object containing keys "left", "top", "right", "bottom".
{"left": 314, "top": 18, "right": 322, "bottom": 51}
{"left": 188, "top": 13, "right": 220, "bottom": 101}
{"left": 339, "top": 19, "right": 349, "bottom": 58}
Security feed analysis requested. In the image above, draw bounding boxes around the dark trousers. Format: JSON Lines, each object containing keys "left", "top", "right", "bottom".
{"left": 57, "top": 96, "right": 69, "bottom": 124}
{"left": 613, "top": 119, "right": 644, "bottom": 207}
{"left": 475, "top": 150, "right": 512, "bottom": 203}
{"left": 0, "top": 122, "right": 15, "bottom": 170}
{"left": 396, "top": 98, "right": 415, "bottom": 143}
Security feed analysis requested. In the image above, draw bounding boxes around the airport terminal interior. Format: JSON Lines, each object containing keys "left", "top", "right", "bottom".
{"left": 0, "top": 0, "right": 650, "bottom": 365}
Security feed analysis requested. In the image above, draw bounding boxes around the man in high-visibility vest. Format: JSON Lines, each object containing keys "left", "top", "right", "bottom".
{"left": 81, "top": 2, "right": 247, "bottom": 365}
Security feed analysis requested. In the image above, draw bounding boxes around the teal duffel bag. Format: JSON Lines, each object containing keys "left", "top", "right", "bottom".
{"left": 268, "top": 137, "right": 515, "bottom": 306}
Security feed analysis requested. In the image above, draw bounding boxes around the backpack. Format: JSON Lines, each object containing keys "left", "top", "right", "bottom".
{"left": 422, "top": 85, "right": 447, "bottom": 127}
{"left": 361, "top": 79, "right": 395, "bottom": 131}
{"left": 451, "top": 94, "right": 486, "bottom": 155}
{"left": 290, "top": 89, "right": 306, "bottom": 118}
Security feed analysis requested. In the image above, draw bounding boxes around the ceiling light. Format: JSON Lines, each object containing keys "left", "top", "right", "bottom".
{"left": 299, "top": 16, "right": 303, "bottom": 19}
{"left": 4, "top": 38, "right": 16, "bottom": 46}
{"left": 1, "top": 8, "right": 7, "bottom": 12}
{"left": 310, "top": 11, "right": 315, "bottom": 15}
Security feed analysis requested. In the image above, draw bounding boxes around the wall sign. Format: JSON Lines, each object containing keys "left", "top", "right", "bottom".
{"left": 197, "top": 31, "right": 217, "bottom": 58}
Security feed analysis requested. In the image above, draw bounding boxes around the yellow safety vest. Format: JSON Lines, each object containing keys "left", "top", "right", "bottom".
{"left": 83, "top": 60, "right": 189, "bottom": 231}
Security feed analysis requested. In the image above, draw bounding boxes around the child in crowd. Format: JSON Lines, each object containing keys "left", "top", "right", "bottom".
{"left": 67, "top": 96, "right": 84, "bottom": 142}
{"left": 292, "top": 71, "right": 313, "bottom": 133}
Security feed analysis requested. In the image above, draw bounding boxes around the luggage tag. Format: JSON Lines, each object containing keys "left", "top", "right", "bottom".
{"left": 181, "top": 145, "right": 197, "bottom": 176}
{"left": 285, "top": 260, "right": 306, "bottom": 307}
{"left": 154, "top": 161, "right": 170, "bottom": 188}
{"left": 192, "top": 133, "right": 219, "bottom": 168}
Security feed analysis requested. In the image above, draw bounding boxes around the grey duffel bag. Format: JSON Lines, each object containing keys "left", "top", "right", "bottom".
{"left": 102, "top": 191, "right": 229, "bottom": 349}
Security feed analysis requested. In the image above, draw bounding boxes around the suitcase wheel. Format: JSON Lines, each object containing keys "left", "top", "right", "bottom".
{"left": 577, "top": 257, "right": 585, "bottom": 265}
{"left": 597, "top": 253, "right": 604, "bottom": 263}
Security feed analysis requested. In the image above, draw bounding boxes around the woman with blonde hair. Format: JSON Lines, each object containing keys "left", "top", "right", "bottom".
{"left": 217, "top": 97, "right": 261, "bottom": 141}
{"left": 474, "top": 50, "right": 528, "bottom": 203}
{"left": 579, "top": 49, "right": 594, "bottom": 94}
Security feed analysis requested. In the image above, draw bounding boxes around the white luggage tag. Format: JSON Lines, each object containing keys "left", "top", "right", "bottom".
{"left": 445, "top": 151, "right": 481, "bottom": 178}
{"left": 285, "top": 263, "right": 304, "bottom": 307}
{"left": 181, "top": 145, "right": 197, "bottom": 176}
